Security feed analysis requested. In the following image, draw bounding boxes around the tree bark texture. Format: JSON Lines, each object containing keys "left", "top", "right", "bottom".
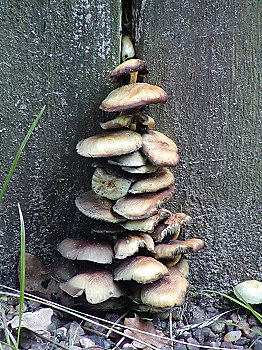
{"left": 133, "top": 0, "right": 261, "bottom": 293}
{"left": 0, "top": 0, "right": 121, "bottom": 284}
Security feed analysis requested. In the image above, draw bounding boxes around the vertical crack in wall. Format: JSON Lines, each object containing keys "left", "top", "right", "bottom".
{"left": 121, "top": 0, "right": 134, "bottom": 60}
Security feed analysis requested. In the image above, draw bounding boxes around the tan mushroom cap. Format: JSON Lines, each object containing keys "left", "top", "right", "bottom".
{"left": 120, "top": 209, "right": 171, "bottom": 233}
{"left": 142, "top": 130, "right": 179, "bottom": 166}
{"left": 129, "top": 167, "right": 175, "bottom": 194}
{"left": 92, "top": 167, "right": 132, "bottom": 200}
{"left": 57, "top": 238, "right": 114, "bottom": 264}
{"left": 100, "top": 112, "right": 155, "bottom": 130}
{"left": 113, "top": 256, "right": 168, "bottom": 284}
{"left": 75, "top": 191, "right": 125, "bottom": 223}
{"left": 114, "top": 232, "right": 155, "bottom": 259}
{"left": 151, "top": 212, "right": 192, "bottom": 242}
{"left": 60, "top": 271, "right": 124, "bottom": 304}
{"left": 108, "top": 151, "right": 147, "bottom": 167}
{"left": 121, "top": 162, "right": 159, "bottom": 174}
{"left": 112, "top": 186, "right": 174, "bottom": 220}
{"left": 76, "top": 130, "right": 142, "bottom": 158}
{"left": 154, "top": 238, "right": 205, "bottom": 259}
{"left": 108, "top": 59, "right": 149, "bottom": 82}
{"left": 173, "top": 259, "right": 190, "bottom": 278}
{"left": 100, "top": 83, "right": 167, "bottom": 112}
{"left": 140, "top": 268, "right": 189, "bottom": 308}
{"left": 234, "top": 280, "right": 262, "bottom": 304}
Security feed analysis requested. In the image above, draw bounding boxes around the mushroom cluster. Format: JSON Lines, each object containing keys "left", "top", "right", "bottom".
{"left": 57, "top": 59, "right": 204, "bottom": 313}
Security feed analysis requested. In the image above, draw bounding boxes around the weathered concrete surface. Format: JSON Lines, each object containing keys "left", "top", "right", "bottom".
{"left": 133, "top": 0, "right": 261, "bottom": 295}
{"left": 0, "top": 1, "right": 121, "bottom": 284}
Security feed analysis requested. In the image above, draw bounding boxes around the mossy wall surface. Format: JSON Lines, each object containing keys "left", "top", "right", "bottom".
{"left": 0, "top": 1, "right": 260, "bottom": 294}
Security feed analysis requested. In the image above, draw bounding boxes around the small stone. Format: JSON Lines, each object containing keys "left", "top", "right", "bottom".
{"left": 221, "top": 341, "right": 236, "bottom": 349}
{"left": 235, "top": 320, "right": 250, "bottom": 337}
{"left": 253, "top": 340, "right": 262, "bottom": 350}
{"left": 171, "top": 344, "right": 187, "bottom": 350}
{"left": 68, "top": 321, "right": 85, "bottom": 345}
{"left": 224, "top": 330, "right": 242, "bottom": 343}
{"left": 190, "top": 306, "right": 206, "bottom": 323}
{"left": 179, "top": 331, "right": 192, "bottom": 340}
{"left": 79, "top": 336, "right": 96, "bottom": 348}
{"left": 230, "top": 313, "right": 240, "bottom": 323}
{"left": 209, "top": 340, "right": 222, "bottom": 348}
{"left": 90, "top": 335, "right": 112, "bottom": 349}
{"left": 211, "top": 321, "right": 226, "bottom": 333}
{"left": 248, "top": 316, "right": 258, "bottom": 327}
{"left": 186, "top": 337, "right": 200, "bottom": 350}
{"left": 56, "top": 326, "right": 67, "bottom": 341}
{"left": 249, "top": 326, "right": 262, "bottom": 340}
{"left": 234, "top": 337, "right": 250, "bottom": 346}
{"left": 192, "top": 327, "right": 216, "bottom": 343}
{"left": 122, "top": 344, "right": 137, "bottom": 350}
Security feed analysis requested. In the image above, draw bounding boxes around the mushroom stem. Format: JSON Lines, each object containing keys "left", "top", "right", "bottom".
{"left": 129, "top": 71, "right": 138, "bottom": 84}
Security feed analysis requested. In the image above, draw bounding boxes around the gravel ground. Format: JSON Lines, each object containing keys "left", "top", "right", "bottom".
{"left": 0, "top": 295, "right": 261, "bottom": 350}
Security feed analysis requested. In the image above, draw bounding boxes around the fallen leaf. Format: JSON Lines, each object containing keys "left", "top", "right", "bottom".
{"left": 18, "top": 253, "right": 50, "bottom": 293}
{"left": 10, "top": 308, "right": 53, "bottom": 335}
{"left": 124, "top": 314, "right": 171, "bottom": 349}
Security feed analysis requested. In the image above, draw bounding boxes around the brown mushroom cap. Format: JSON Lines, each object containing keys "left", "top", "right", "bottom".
{"left": 108, "top": 59, "right": 149, "bottom": 83}
{"left": 60, "top": 271, "right": 124, "bottom": 304}
{"left": 129, "top": 167, "right": 175, "bottom": 194}
{"left": 154, "top": 238, "right": 205, "bottom": 259}
{"left": 120, "top": 209, "right": 171, "bottom": 233}
{"left": 108, "top": 151, "right": 147, "bottom": 167}
{"left": 140, "top": 268, "right": 189, "bottom": 308}
{"left": 151, "top": 212, "right": 192, "bottom": 242}
{"left": 76, "top": 130, "right": 142, "bottom": 158}
{"left": 114, "top": 232, "right": 155, "bottom": 259}
{"left": 99, "top": 83, "right": 167, "bottom": 112}
{"left": 92, "top": 167, "right": 132, "bottom": 200}
{"left": 57, "top": 238, "right": 114, "bottom": 264}
{"left": 75, "top": 191, "right": 125, "bottom": 223}
{"left": 142, "top": 130, "right": 179, "bottom": 166}
{"left": 112, "top": 186, "right": 174, "bottom": 220}
{"left": 113, "top": 256, "right": 168, "bottom": 284}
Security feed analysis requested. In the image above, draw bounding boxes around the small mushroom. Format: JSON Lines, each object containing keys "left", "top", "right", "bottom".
{"left": 108, "top": 151, "right": 147, "bottom": 167}
{"left": 121, "top": 209, "right": 171, "bottom": 233}
{"left": 129, "top": 167, "right": 175, "bottom": 194}
{"left": 112, "top": 186, "right": 174, "bottom": 220}
{"left": 121, "top": 35, "right": 135, "bottom": 62}
{"left": 100, "top": 112, "right": 155, "bottom": 131}
{"left": 140, "top": 268, "right": 189, "bottom": 309}
{"left": 114, "top": 232, "right": 155, "bottom": 259}
{"left": 113, "top": 256, "right": 168, "bottom": 284}
{"left": 99, "top": 83, "right": 167, "bottom": 112}
{"left": 92, "top": 167, "right": 132, "bottom": 200}
{"left": 76, "top": 130, "right": 142, "bottom": 158}
{"left": 234, "top": 280, "right": 262, "bottom": 304}
{"left": 151, "top": 212, "right": 192, "bottom": 242}
{"left": 108, "top": 59, "right": 149, "bottom": 83}
{"left": 60, "top": 270, "right": 124, "bottom": 304}
{"left": 121, "top": 162, "right": 159, "bottom": 174}
{"left": 154, "top": 238, "right": 205, "bottom": 259}
{"left": 142, "top": 130, "right": 179, "bottom": 166}
{"left": 57, "top": 238, "right": 114, "bottom": 264}
{"left": 75, "top": 191, "right": 125, "bottom": 223}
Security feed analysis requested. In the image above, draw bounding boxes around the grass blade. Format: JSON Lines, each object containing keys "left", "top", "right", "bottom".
{"left": 0, "top": 105, "right": 46, "bottom": 201}
{"left": 203, "top": 289, "right": 262, "bottom": 324}
{"left": 17, "top": 204, "right": 26, "bottom": 349}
